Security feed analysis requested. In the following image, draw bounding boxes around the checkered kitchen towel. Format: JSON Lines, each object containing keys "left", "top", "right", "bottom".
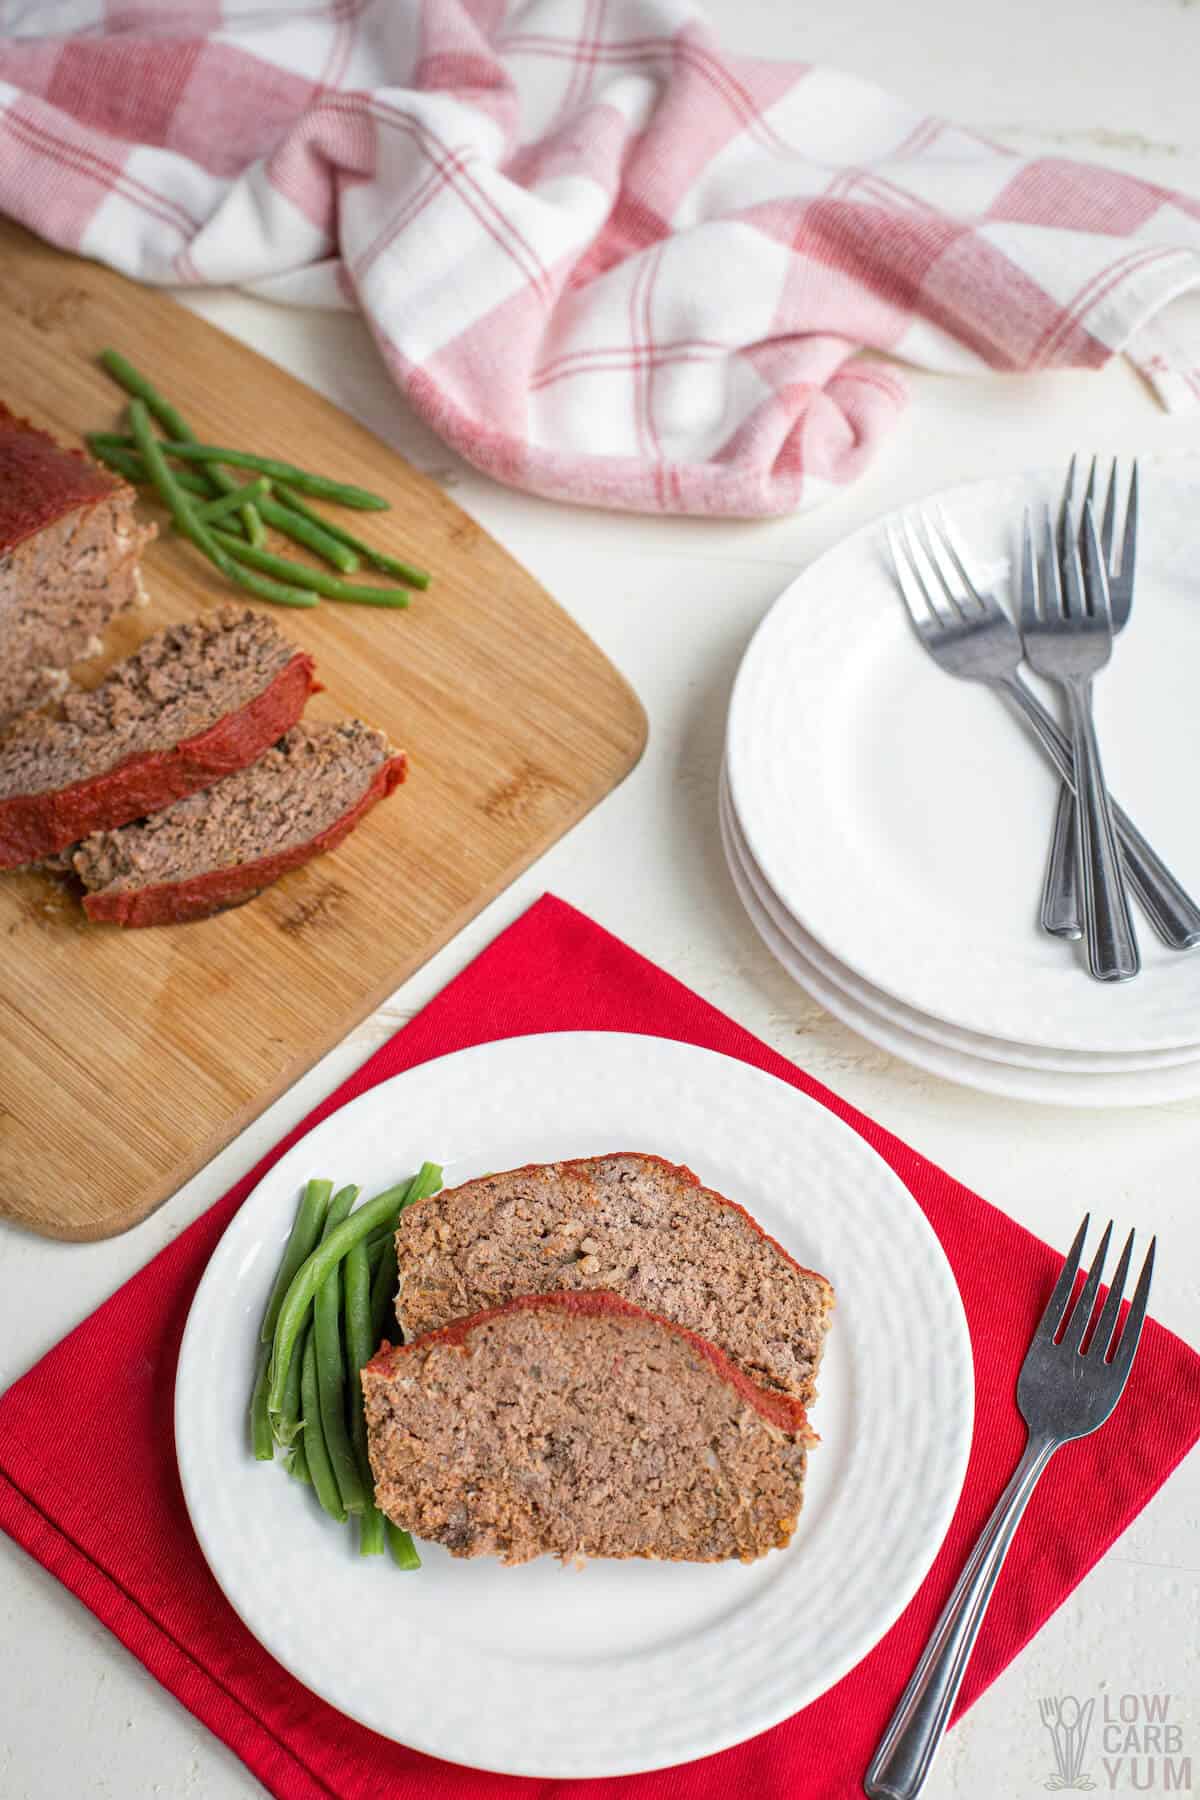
{"left": 3, "top": 1, "right": 1200, "bottom": 516}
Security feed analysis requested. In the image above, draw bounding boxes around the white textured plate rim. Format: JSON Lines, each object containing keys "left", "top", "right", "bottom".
{"left": 722, "top": 759, "right": 1200, "bottom": 1076}
{"left": 726, "top": 459, "right": 1200, "bottom": 1054}
{"left": 176, "top": 1031, "right": 973, "bottom": 1779}
{"left": 719, "top": 781, "right": 1200, "bottom": 1108}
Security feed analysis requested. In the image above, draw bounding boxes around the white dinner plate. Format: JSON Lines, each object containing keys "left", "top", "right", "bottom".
{"left": 722, "top": 762, "right": 1200, "bottom": 1076}
{"left": 720, "top": 776, "right": 1200, "bottom": 1107}
{"left": 726, "top": 458, "right": 1200, "bottom": 1054}
{"left": 176, "top": 1032, "right": 973, "bottom": 1779}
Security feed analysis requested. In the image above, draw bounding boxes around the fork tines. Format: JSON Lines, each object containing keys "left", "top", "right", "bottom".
{"left": 1059, "top": 456, "right": 1139, "bottom": 623}
{"left": 1021, "top": 499, "right": 1113, "bottom": 630}
{"left": 1039, "top": 1213, "right": 1156, "bottom": 1379}
{"left": 888, "top": 508, "right": 984, "bottom": 631}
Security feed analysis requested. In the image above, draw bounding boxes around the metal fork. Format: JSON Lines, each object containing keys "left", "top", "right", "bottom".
{"left": 1021, "top": 500, "right": 1139, "bottom": 981}
{"left": 1042, "top": 458, "right": 1139, "bottom": 940}
{"left": 865, "top": 1217, "right": 1156, "bottom": 1800}
{"left": 889, "top": 510, "right": 1200, "bottom": 953}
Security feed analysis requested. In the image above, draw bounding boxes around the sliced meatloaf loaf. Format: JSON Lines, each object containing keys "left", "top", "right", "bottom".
{"left": 0, "top": 403, "right": 154, "bottom": 727}
{"left": 72, "top": 719, "right": 405, "bottom": 926}
{"left": 0, "top": 606, "right": 318, "bottom": 868}
{"left": 362, "top": 1290, "right": 816, "bottom": 1564}
{"left": 393, "top": 1154, "right": 834, "bottom": 1404}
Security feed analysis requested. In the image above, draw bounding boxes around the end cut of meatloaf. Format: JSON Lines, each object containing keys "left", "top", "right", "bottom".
{"left": 0, "top": 403, "right": 154, "bottom": 727}
{"left": 71, "top": 719, "right": 405, "bottom": 926}
{"left": 362, "top": 1290, "right": 815, "bottom": 1565}
{"left": 393, "top": 1154, "right": 834, "bottom": 1404}
{"left": 0, "top": 606, "right": 318, "bottom": 868}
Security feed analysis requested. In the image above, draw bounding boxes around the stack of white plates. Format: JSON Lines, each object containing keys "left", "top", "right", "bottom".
{"left": 723, "top": 462, "right": 1200, "bottom": 1106}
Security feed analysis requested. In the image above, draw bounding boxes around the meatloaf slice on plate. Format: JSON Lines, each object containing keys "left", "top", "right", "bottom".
{"left": 72, "top": 718, "right": 405, "bottom": 926}
{"left": 0, "top": 403, "right": 154, "bottom": 727}
{"left": 0, "top": 606, "right": 318, "bottom": 868}
{"left": 393, "top": 1153, "right": 834, "bottom": 1404}
{"left": 362, "top": 1290, "right": 816, "bottom": 1565}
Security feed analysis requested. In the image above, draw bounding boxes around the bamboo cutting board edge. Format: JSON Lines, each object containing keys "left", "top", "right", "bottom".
{"left": 0, "top": 223, "right": 648, "bottom": 1241}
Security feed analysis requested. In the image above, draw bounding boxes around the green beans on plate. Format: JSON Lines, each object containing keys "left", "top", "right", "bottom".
{"left": 248, "top": 1177, "right": 332, "bottom": 1458}
{"left": 312, "top": 1185, "right": 367, "bottom": 1514}
{"left": 345, "top": 1235, "right": 386, "bottom": 1556}
{"left": 251, "top": 1165, "right": 442, "bottom": 1571}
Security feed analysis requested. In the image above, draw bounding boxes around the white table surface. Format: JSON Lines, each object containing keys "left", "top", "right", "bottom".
{"left": 3, "top": 4, "right": 1199, "bottom": 1796}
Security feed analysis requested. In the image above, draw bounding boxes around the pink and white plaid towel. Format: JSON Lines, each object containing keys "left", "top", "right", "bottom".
{"left": 4, "top": 2, "right": 1200, "bottom": 516}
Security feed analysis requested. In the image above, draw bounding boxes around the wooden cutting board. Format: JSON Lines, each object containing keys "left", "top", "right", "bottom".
{"left": 0, "top": 222, "right": 646, "bottom": 1241}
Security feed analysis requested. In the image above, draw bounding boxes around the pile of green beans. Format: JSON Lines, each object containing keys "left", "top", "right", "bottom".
{"left": 249, "top": 1163, "right": 443, "bottom": 1568}
{"left": 89, "top": 350, "right": 432, "bottom": 611}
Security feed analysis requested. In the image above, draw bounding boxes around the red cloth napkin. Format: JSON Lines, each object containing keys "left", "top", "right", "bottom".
{"left": 1, "top": 894, "right": 1197, "bottom": 1800}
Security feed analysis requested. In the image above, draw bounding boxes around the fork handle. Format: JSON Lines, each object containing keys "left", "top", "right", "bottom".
{"left": 1041, "top": 783, "right": 1082, "bottom": 940}
{"left": 999, "top": 675, "right": 1200, "bottom": 952}
{"left": 1063, "top": 678, "right": 1140, "bottom": 981}
{"left": 865, "top": 1433, "right": 1060, "bottom": 1800}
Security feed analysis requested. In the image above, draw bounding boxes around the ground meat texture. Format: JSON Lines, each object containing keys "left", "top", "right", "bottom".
{"left": 71, "top": 719, "right": 405, "bottom": 926}
{"left": 0, "top": 606, "right": 317, "bottom": 867}
{"left": 362, "top": 1291, "right": 815, "bottom": 1565}
{"left": 393, "top": 1154, "right": 835, "bottom": 1404}
{"left": 0, "top": 405, "right": 154, "bottom": 727}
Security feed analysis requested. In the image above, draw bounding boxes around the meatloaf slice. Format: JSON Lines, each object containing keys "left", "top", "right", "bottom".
{"left": 0, "top": 606, "right": 318, "bottom": 868}
{"left": 393, "top": 1154, "right": 834, "bottom": 1404}
{"left": 362, "top": 1290, "right": 815, "bottom": 1565}
{"left": 72, "top": 719, "right": 405, "bottom": 926}
{"left": 0, "top": 403, "right": 154, "bottom": 727}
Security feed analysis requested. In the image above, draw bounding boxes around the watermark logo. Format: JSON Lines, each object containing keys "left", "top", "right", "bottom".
{"left": 1040, "top": 1695, "right": 1097, "bottom": 1791}
{"left": 1038, "top": 1694, "right": 1192, "bottom": 1792}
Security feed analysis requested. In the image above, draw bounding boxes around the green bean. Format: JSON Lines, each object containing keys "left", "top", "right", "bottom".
{"left": 386, "top": 1521, "right": 421, "bottom": 1571}
{"left": 86, "top": 439, "right": 213, "bottom": 499}
{"left": 369, "top": 1232, "right": 399, "bottom": 1347}
{"left": 274, "top": 1312, "right": 307, "bottom": 1448}
{"left": 272, "top": 484, "right": 429, "bottom": 587}
{"left": 367, "top": 1160, "right": 445, "bottom": 1343}
{"left": 194, "top": 477, "right": 272, "bottom": 524}
{"left": 257, "top": 495, "right": 360, "bottom": 573}
{"left": 249, "top": 1348, "right": 275, "bottom": 1461}
{"left": 90, "top": 438, "right": 251, "bottom": 535}
{"left": 344, "top": 1238, "right": 374, "bottom": 1447}
{"left": 345, "top": 1236, "right": 387, "bottom": 1555}
{"left": 128, "top": 402, "right": 318, "bottom": 610}
{"left": 301, "top": 1330, "right": 346, "bottom": 1523}
{"left": 250, "top": 1176, "right": 330, "bottom": 1460}
{"left": 366, "top": 1234, "right": 389, "bottom": 1277}
{"left": 127, "top": 439, "right": 388, "bottom": 509}
{"left": 98, "top": 351, "right": 263, "bottom": 540}
{"left": 358, "top": 1505, "right": 386, "bottom": 1556}
{"left": 287, "top": 1440, "right": 311, "bottom": 1485}
{"left": 210, "top": 529, "right": 409, "bottom": 606}
{"left": 262, "top": 1181, "right": 334, "bottom": 1345}
{"left": 313, "top": 1186, "right": 366, "bottom": 1514}
{"left": 267, "top": 1166, "right": 443, "bottom": 1418}
{"left": 99, "top": 350, "right": 197, "bottom": 445}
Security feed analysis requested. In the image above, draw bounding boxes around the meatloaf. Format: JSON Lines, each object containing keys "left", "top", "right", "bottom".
{"left": 362, "top": 1290, "right": 815, "bottom": 1564}
{"left": 0, "top": 606, "right": 318, "bottom": 868}
{"left": 72, "top": 718, "right": 405, "bottom": 926}
{"left": 393, "top": 1154, "right": 834, "bottom": 1403}
{"left": 0, "top": 403, "right": 154, "bottom": 727}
